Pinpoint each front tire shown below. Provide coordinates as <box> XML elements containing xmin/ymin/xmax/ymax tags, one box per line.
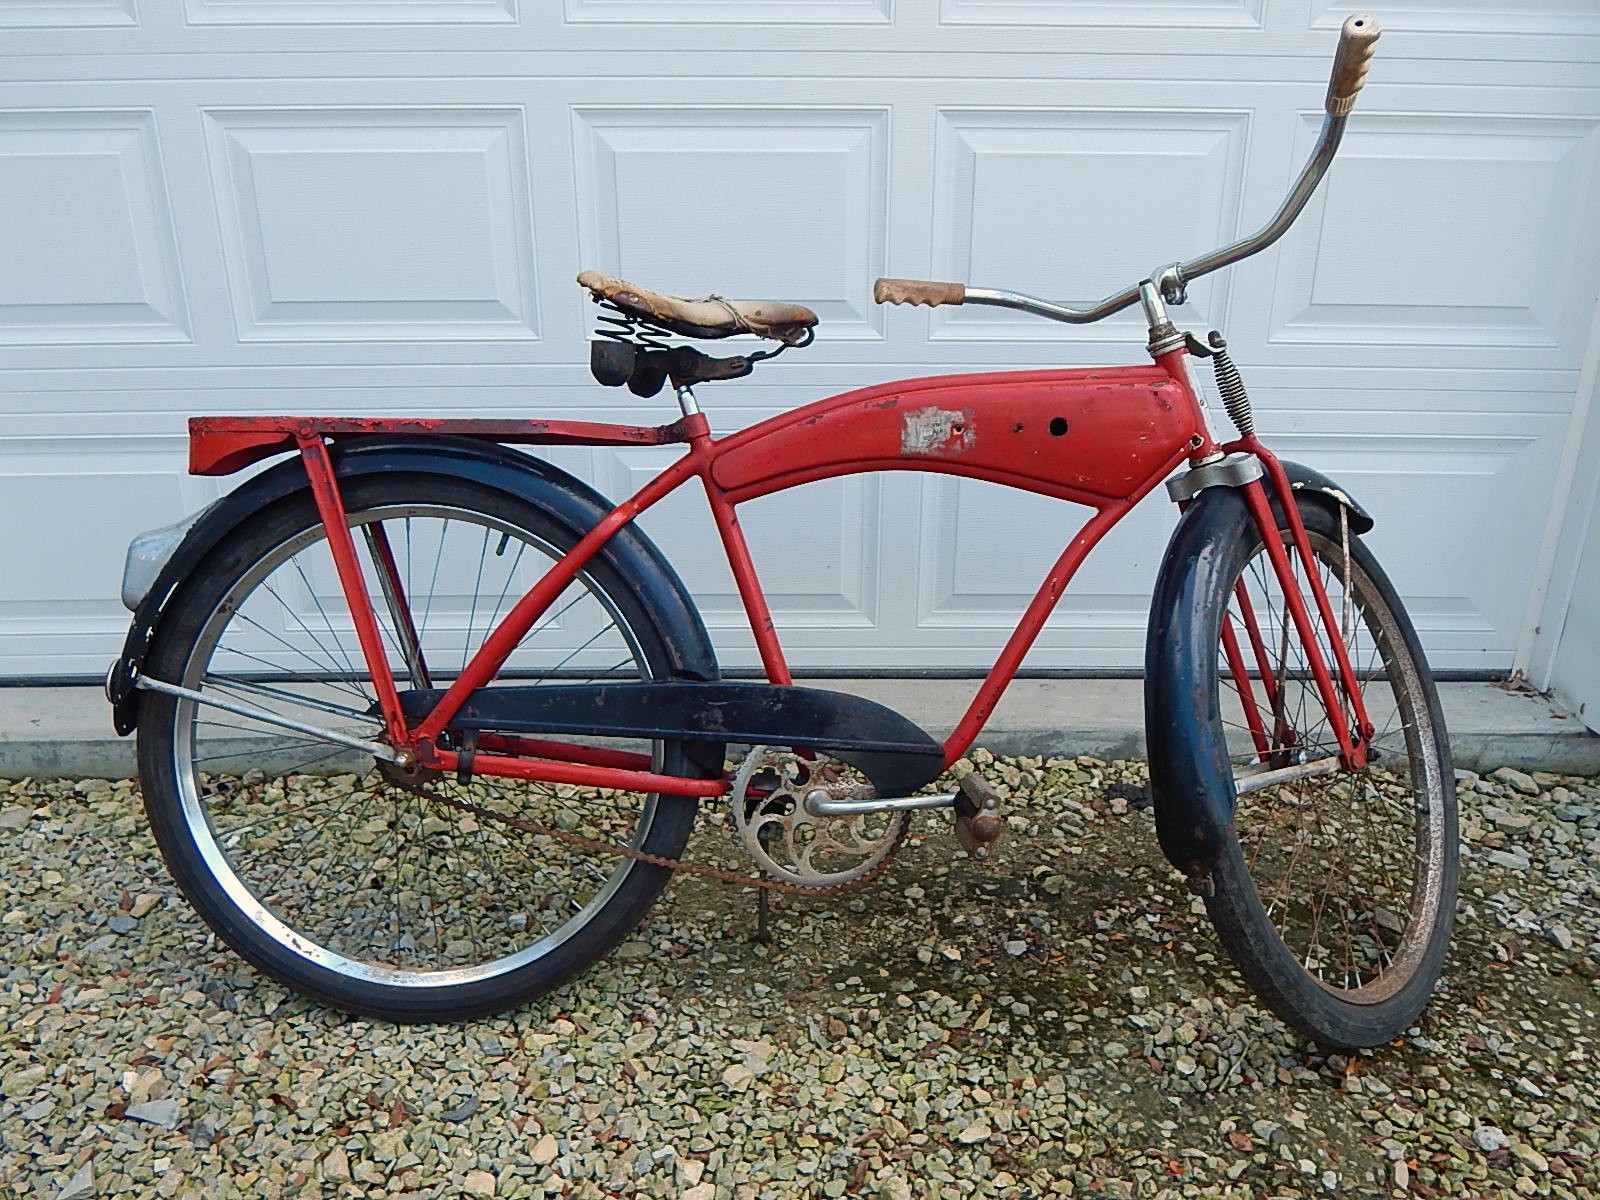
<box><xmin>1154</xmin><ymin>488</ymin><xmax>1457</xmax><ymax>1048</ymax></box>
<box><xmin>138</xmin><ymin>474</ymin><xmax>705</xmax><ymax>1022</ymax></box>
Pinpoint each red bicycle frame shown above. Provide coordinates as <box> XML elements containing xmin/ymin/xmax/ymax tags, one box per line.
<box><xmin>189</xmin><ymin>342</ymin><xmax>1371</xmax><ymax>798</ymax></box>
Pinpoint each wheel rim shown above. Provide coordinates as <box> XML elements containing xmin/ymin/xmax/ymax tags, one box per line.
<box><xmin>1219</xmin><ymin>528</ymin><xmax>1449</xmax><ymax>1004</ymax></box>
<box><xmin>168</xmin><ymin>500</ymin><xmax>667</xmax><ymax>990</ymax></box>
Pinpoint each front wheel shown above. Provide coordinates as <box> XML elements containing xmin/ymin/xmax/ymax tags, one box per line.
<box><xmin>1153</xmin><ymin>487</ymin><xmax>1458</xmax><ymax>1048</ymax></box>
<box><xmin>137</xmin><ymin>474</ymin><xmax>706</xmax><ymax>1022</ymax></box>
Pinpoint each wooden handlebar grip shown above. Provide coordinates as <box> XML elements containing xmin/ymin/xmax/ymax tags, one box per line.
<box><xmin>1326</xmin><ymin>14</ymin><xmax>1381</xmax><ymax>116</ymax></box>
<box><xmin>873</xmin><ymin>278</ymin><xmax>966</xmax><ymax>307</ymax></box>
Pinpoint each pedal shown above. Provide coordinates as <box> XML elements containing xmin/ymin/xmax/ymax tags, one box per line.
<box><xmin>954</xmin><ymin>773</ymin><xmax>1004</xmax><ymax>861</ymax></box>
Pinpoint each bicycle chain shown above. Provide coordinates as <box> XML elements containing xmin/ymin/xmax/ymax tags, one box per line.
<box><xmin>384</xmin><ymin>771</ymin><xmax>900</xmax><ymax>897</ymax></box>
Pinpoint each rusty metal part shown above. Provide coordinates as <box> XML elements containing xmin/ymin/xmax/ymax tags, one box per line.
<box><xmin>385</xmin><ymin>765</ymin><xmax>900</xmax><ymax>898</ymax></box>
<box><xmin>954</xmin><ymin>773</ymin><xmax>1004</xmax><ymax>862</ymax></box>
<box><xmin>731</xmin><ymin>747</ymin><xmax>910</xmax><ymax>889</ymax></box>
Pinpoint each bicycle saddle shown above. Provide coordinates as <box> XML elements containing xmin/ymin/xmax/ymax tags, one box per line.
<box><xmin>576</xmin><ymin>270</ymin><xmax>819</xmax><ymax>346</ymax></box>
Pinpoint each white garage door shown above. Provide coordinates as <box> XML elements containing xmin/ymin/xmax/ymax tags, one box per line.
<box><xmin>3</xmin><ymin>2</ymin><xmax>1597</xmax><ymax>677</ymax></box>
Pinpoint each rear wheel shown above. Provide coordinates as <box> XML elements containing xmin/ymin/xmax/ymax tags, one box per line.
<box><xmin>1175</xmin><ymin>492</ymin><xmax>1457</xmax><ymax>1048</ymax></box>
<box><xmin>137</xmin><ymin>474</ymin><xmax>702</xmax><ymax>1021</ymax></box>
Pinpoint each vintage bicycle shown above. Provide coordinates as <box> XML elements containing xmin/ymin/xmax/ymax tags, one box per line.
<box><xmin>106</xmin><ymin>15</ymin><xmax>1457</xmax><ymax>1049</ymax></box>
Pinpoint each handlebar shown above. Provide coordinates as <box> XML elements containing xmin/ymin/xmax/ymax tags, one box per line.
<box><xmin>875</xmin><ymin>13</ymin><xmax>1381</xmax><ymax>325</ymax></box>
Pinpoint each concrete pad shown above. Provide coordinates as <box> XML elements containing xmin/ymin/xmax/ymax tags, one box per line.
<box><xmin>1</xmin><ymin>678</ymin><xmax>1595</xmax><ymax>781</ymax></box>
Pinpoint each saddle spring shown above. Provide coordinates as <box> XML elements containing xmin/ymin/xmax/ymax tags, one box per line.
<box><xmin>587</xmin><ymin>297</ymin><xmax>810</xmax><ymax>398</ymax></box>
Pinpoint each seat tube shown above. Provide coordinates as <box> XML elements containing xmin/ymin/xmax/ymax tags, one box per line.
<box><xmin>700</xmin><ymin>474</ymin><xmax>793</xmax><ymax>687</ymax></box>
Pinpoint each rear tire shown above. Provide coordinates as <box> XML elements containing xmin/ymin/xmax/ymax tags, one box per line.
<box><xmin>137</xmin><ymin>474</ymin><xmax>706</xmax><ymax>1022</ymax></box>
<box><xmin>1160</xmin><ymin>489</ymin><xmax>1457</xmax><ymax>1048</ymax></box>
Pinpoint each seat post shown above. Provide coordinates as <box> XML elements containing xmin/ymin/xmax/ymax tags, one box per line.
<box><xmin>675</xmin><ymin>384</ymin><xmax>701</xmax><ymax>417</ymax></box>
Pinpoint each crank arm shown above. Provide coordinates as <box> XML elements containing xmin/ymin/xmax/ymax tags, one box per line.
<box><xmin>136</xmin><ymin>676</ymin><xmax>401</xmax><ymax>764</ymax></box>
<box><xmin>802</xmin><ymin>791</ymin><xmax>955</xmax><ymax>816</ymax></box>
<box><xmin>1232</xmin><ymin>753</ymin><xmax>1342</xmax><ymax>795</ymax></box>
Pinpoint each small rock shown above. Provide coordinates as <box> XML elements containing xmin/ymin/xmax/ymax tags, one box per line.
<box><xmin>615</xmin><ymin>942</ymin><xmax>651</xmax><ymax>959</ymax></box>
<box><xmin>1491</xmin><ymin>767</ymin><xmax>1540</xmax><ymax>796</ymax></box>
<box><xmin>1102</xmin><ymin>1041</ymin><xmax>1129</xmax><ymax>1059</ymax></box>
<box><xmin>440</xmin><ymin>1096</ymin><xmax>480</xmax><ymax>1123</ymax></box>
<box><xmin>322</xmin><ymin>1146</ymin><xmax>350</xmax><ymax>1181</ymax></box>
<box><xmin>957</xmin><ymin>1119</ymin><xmax>992</xmax><ymax>1144</ymax></box>
<box><xmin>1548</xmin><ymin>925</ymin><xmax>1575</xmax><ymax>952</ymax></box>
<box><xmin>878</xmin><ymin>1175</ymin><xmax>912</xmax><ymax>1200</ymax></box>
<box><xmin>682</xmin><ymin>1186</ymin><xmax>715</xmax><ymax>1200</ymax></box>
<box><xmin>721</xmin><ymin>1064</ymin><xmax>755</xmax><ymax>1091</ymax></box>
<box><xmin>530</xmin><ymin>1134</ymin><xmax>558</xmax><ymax>1164</ymax></box>
<box><xmin>107</xmin><ymin>914</ymin><xmax>138</xmax><ymax>934</ymax></box>
<box><xmin>1475</xmin><ymin>1126</ymin><xmax>1511</xmax><ymax>1153</ymax></box>
<box><xmin>463</xmin><ymin>1170</ymin><xmax>497</xmax><ymax>1196</ymax></box>
<box><xmin>1485</xmin><ymin>850</ymin><xmax>1531</xmax><ymax>871</ymax></box>
<box><xmin>1003</xmin><ymin>940</ymin><xmax>1027</xmax><ymax>957</ymax></box>
<box><xmin>1511</xmin><ymin>1144</ymin><xmax>1550</xmax><ymax>1173</ymax></box>
<box><xmin>124</xmin><ymin>1099</ymin><xmax>182</xmax><ymax>1129</ymax></box>
<box><xmin>129</xmin><ymin>894</ymin><xmax>160</xmax><ymax>919</ymax></box>
<box><xmin>55</xmin><ymin>1162</ymin><xmax>94</xmax><ymax>1200</ymax></box>
<box><xmin>0</xmin><ymin>806</ymin><xmax>33</xmax><ymax>831</ymax></box>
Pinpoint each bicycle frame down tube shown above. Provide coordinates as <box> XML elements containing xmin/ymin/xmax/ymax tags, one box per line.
<box><xmin>938</xmin><ymin>501</ymin><xmax>1131</xmax><ymax>769</ymax></box>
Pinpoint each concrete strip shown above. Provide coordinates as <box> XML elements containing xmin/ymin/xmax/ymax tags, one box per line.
<box><xmin>0</xmin><ymin>679</ymin><xmax>1594</xmax><ymax>781</ymax></box>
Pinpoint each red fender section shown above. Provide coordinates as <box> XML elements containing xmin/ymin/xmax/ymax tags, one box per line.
<box><xmin>710</xmin><ymin>367</ymin><xmax>1200</xmax><ymax>506</ymax></box>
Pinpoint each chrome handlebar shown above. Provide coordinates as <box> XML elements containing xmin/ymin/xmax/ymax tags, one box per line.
<box><xmin>878</xmin><ymin>15</ymin><xmax>1379</xmax><ymax>328</ymax></box>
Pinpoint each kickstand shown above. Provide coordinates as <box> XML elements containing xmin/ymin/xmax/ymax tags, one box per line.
<box><xmin>753</xmin><ymin>888</ymin><xmax>773</xmax><ymax>944</ymax></box>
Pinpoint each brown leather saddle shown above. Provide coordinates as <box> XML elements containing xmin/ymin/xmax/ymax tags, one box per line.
<box><xmin>577</xmin><ymin>271</ymin><xmax>820</xmax><ymax>398</ymax></box>
<box><xmin>578</xmin><ymin>270</ymin><xmax>818</xmax><ymax>346</ymax></box>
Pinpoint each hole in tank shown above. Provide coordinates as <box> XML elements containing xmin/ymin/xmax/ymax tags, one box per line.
<box><xmin>1049</xmin><ymin>417</ymin><xmax>1069</xmax><ymax>436</ymax></box>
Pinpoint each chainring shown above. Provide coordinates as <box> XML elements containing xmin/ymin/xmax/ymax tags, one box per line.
<box><xmin>730</xmin><ymin>746</ymin><xmax>909</xmax><ymax>888</ymax></box>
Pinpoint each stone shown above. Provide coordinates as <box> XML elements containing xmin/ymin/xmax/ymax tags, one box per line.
<box><xmin>124</xmin><ymin>1099</ymin><xmax>182</xmax><ymax>1130</ymax></box>
<box><xmin>463</xmin><ymin>1170</ymin><xmax>497</xmax><ymax>1196</ymax></box>
<box><xmin>956</xmin><ymin>1119</ymin><xmax>992</xmax><ymax>1144</ymax></box>
<box><xmin>1491</xmin><ymin>767</ymin><xmax>1540</xmax><ymax>796</ymax></box>
<box><xmin>0</xmin><ymin>807</ymin><xmax>33</xmax><ymax>831</ymax></box>
<box><xmin>322</xmin><ymin>1146</ymin><xmax>350</xmax><ymax>1182</ymax></box>
<box><xmin>1511</xmin><ymin>1144</ymin><xmax>1549</xmax><ymax>1173</ymax></box>
<box><xmin>1485</xmin><ymin>850</ymin><xmax>1530</xmax><ymax>871</ymax></box>
<box><xmin>1474</xmin><ymin>1126</ymin><xmax>1511</xmax><ymax>1153</ymax></box>
<box><xmin>530</xmin><ymin>1134</ymin><xmax>558</xmax><ymax>1164</ymax></box>
<box><xmin>55</xmin><ymin>1163</ymin><xmax>95</xmax><ymax>1200</ymax></box>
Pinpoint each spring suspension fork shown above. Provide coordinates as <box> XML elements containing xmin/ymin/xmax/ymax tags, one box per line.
<box><xmin>1201</xmin><ymin>332</ymin><xmax>1373</xmax><ymax>767</ymax></box>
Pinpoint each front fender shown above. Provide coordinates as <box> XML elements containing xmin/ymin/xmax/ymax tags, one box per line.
<box><xmin>108</xmin><ymin>435</ymin><xmax>717</xmax><ymax>734</ymax></box>
<box><xmin>1144</xmin><ymin>485</ymin><xmax>1248</xmax><ymax>881</ymax></box>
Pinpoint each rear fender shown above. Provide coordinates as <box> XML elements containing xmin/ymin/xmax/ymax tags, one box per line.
<box><xmin>107</xmin><ymin>435</ymin><xmax>717</xmax><ymax>734</ymax></box>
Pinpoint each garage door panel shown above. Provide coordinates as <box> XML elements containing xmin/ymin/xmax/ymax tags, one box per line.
<box><xmin>573</xmin><ymin>107</ymin><xmax>889</xmax><ymax>341</ymax></box>
<box><xmin>0</xmin><ymin>435</ymin><xmax>205</xmax><ymax>674</ymax></box>
<box><xmin>941</xmin><ymin>0</ymin><xmax>1263</xmax><ymax>29</ymax></box>
<box><xmin>0</xmin><ymin>0</ymin><xmax>136</xmax><ymax>28</ymax></box>
<box><xmin>1309</xmin><ymin>0</ymin><xmax>1600</xmax><ymax>39</ymax></box>
<box><xmin>0</xmin><ymin>109</ymin><xmax>188</xmax><ymax>346</ymax></box>
<box><xmin>203</xmin><ymin>107</ymin><xmax>539</xmax><ymax>343</ymax></box>
<box><xmin>183</xmin><ymin>0</ymin><xmax>516</xmax><ymax>24</ymax></box>
<box><xmin>565</xmin><ymin>0</ymin><xmax>891</xmax><ymax>23</ymax></box>
<box><xmin>1263</xmin><ymin>113</ymin><xmax>1600</xmax><ymax>368</ymax></box>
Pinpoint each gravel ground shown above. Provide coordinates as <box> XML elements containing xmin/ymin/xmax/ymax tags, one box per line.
<box><xmin>2</xmin><ymin>754</ymin><xmax>1598</xmax><ymax>1200</ymax></box>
